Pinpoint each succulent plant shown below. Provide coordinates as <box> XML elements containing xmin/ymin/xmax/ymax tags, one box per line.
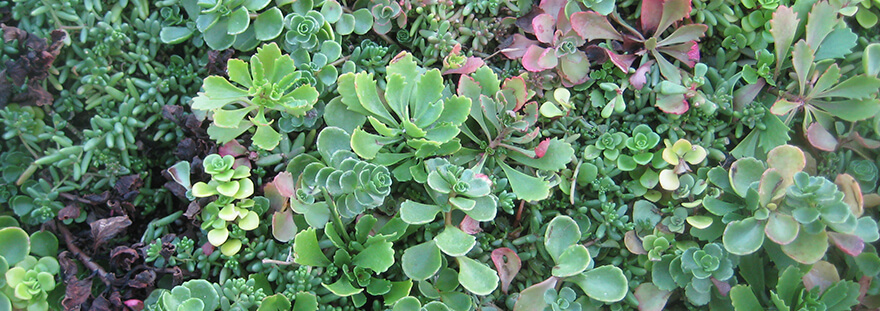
<box><xmin>165</xmin><ymin>0</ymin><xmax>284</xmax><ymax>50</ymax></box>
<box><xmin>191</xmin><ymin>42</ymin><xmax>320</xmax><ymax>150</ymax></box>
<box><xmin>845</xmin><ymin>159</ymin><xmax>878</xmax><ymax>193</ymax></box>
<box><xmin>457</xmin><ymin>66</ymin><xmax>575</xmax><ymax>201</ymax></box>
<box><xmin>543</xmin><ymin>287</ymin><xmax>582</xmax><ymax>311</ymax></box>
<box><xmin>501</xmin><ymin>0</ymin><xmax>595</xmax><ymax>86</ymax></box>
<box><xmin>155</xmin><ymin>279</ymin><xmax>221</xmax><ymax>311</ymax></box>
<box><xmin>658</xmin><ymin>139</ymin><xmax>707</xmax><ymax>190</ymax></box>
<box><xmin>370</xmin><ymin>0</ymin><xmax>404</xmax><ymax>34</ymax></box>
<box><xmin>584</xmin><ymin>132</ymin><xmax>628</xmax><ymax>162</ymax></box>
<box><xmin>0</xmin><ymin>227</ymin><xmax>60</xmax><ymax>311</ymax></box>
<box><xmin>324</xmin><ymin>52</ymin><xmax>471</xmax><ymax>182</ymax></box>
<box><xmin>282</xmin><ymin>10</ymin><xmax>329</xmax><ymax>51</ymax></box>
<box><xmin>661</xmin><ymin>243</ymin><xmax>735</xmax><ymax>306</ymax></box>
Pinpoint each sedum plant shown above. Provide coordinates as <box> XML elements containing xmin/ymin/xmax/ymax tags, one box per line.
<box><xmin>177</xmin><ymin>154</ymin><xmax>266</xmax><ymax>256</ymax></box>
<box><xmin>324</xmin><ymin>52</ymin><xmax>471</xmax><ymax>182</ymax></box>
<box><xmin>652</xmin><ymin>243</ymin><xmax>736</xmax><ymax>306</ymax></box>
<box><xmin>704</xmin><ymin>145</ymin><xmax>880</xmax><ymax>264</ymax></box>
<box><xmin>659</xmin><ymin>139</ymin><xmax>707</xmax><ymax>190</ymax></box>
<box><xmin>398</xmin><ymin>158</ymin><xmax>501</xmax><ymax>297</ymax></box>
<box><xmin>192</xmin><ymin>42</ymin><xmax>319</xmax><ymax>150</ymax></box>
<box><xmin>170</xmin><ymin>0</ymin><xmax>284</xmax><ymax>50</ymax></box>
<box><xmin>153</xmin><ymin>279</ymin><xmax>221</xmax><ymax>311</ymax></box>
<box><xmin>457</xmin><ymin>66</ymin><xmax>575</xmax><ymax>201</ymax></box>
<box><xmin>265</xmin><ymin>127</ymin><xmax>392</xmax><ymax>241</ymax></box>
<box><xmin>0</xmin><ymin>226</ymin><xmax>60</xmax><ymax>311</ymax></box>
<box><xmin>512</xmin><ymin>216</ymin><xmax>629</xmax><ymax>310</ymax></box>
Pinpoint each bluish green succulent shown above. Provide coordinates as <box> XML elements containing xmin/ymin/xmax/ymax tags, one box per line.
<box><xmin>653</xmin><ymin>243</ymin><xmax>735</xmax><ymax>306</ymax></box>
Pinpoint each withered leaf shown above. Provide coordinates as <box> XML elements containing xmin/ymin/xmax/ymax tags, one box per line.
<box><xmin>127</xmin><ymin>270</ymin><xmax>156</xmax><ymax>289</ymax></box>
<box><xmin>90</xmin><ymin>216</ymin><xmax>132</xmax><ymax>249</ymax></box>
<box><xmin>58</xmin><ymin>204</ymin><xmax>82</xmax><ymax>221</ymax></box>
<box><xmin>110</xmin><ymin>246</ymin><xmax>139</xmax><ymax>271</ymax></box>
<box><xmin>62</xmin><ymin>277</ymin><xmax>93</xmax><ymax>311</ymax></box>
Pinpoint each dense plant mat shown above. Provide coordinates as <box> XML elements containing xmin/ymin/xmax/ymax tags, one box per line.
<box><xmin>1</xmin><ymin>0</ymin><xmax>879</xmax><ymax>310</ymax></box>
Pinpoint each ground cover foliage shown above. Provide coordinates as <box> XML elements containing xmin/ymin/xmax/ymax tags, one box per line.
<box><xmin>0</xmin><ymin>0</ymin><xmax>879</xmax><ymax>309</ymax></box>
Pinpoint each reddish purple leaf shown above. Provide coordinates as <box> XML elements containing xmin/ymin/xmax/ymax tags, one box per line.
<box><xmin>571</xmin><ymin>11</ymin><xmax>624</xmax><ymax>41</ymax></box>
<box><xmin>272</xmin><ymin>210</ymin><xmax>297</xmax><ymax>242</ymax></box>
<box><xmin>491</xmin><ymin>248</ymin><xmax>522</xmax><ymax>294</ymax></box>
<box><xmin>459</xmin><ymin>215</ymin><xmax>482</xmax><ymax>234</ymax></box>
<box><xmin>803</xmin><ymin>261</ymin><xmax>840</xmax><ymax>294</ymax></box>
<box><xmin>806</xmin><ymin>123</ymin><xmax>838</xmax><ymax>151</ymax></box>
<box><xmin>538</xmin><ymin>0</ymin><xmax>567</xmax><ymax>19</ymax></box>
<box><xmin>501</xmin><ymin>34</ymin><xmax>539</xmax><ymax>59</ymax></box>
<box><xmin>630</xmin><ymin>60</ymin><xmax>655</xmax><ymax>90</ymax></box>
<box><xmin>532</xmin><ymin>14</ymin><xmax>556</xmax><ymax>44</ymax></box>
<box><xmin>443</xmin><ymin>57</ymin><xmax>485</xmax><ymax>75</ymax></box>
<box><xmin>634</xmin><ymin>283</ymin><xmax>672</xmax><ymax>311</ymax></box>
<box><xmin>657</xmin><ymin>42</ymin><xmax>699</xmax><ymax>67</ymax></box>
<box><xmin>219</xmin><ymin>140</ymin><xmax>248</xmax><ymax>157</ymax></box>
<box><xmin>656</xmin><ymin>93</ymin><xmax>689</xmax><ymax>114</ymax></box>
<box><xmin>640</xmin><ymin>0</ymin><xmax>664</xmax><ymax>34</ymax></box>
<box><xmin>522</xmin><ymin>45</ymin><xmax>558</xmax><ymax>72</ymax></box>
<box><xmin>711</xmin><ymin>278</ymin><xmax>731</xmax><ymax>296</ymax></box>
<box><xmin>272</xmin><ymin>172</ymin><xmax>296</xmax><ymax>198</ymax></box>
<box><xmin>828</xmin><ymin>232</ymin><xmax>864</xmax><ymax>256</ymax></box>
<box><xmin>605</xmin><ymin>48</ymin><xmax>637</xmax><ymax>73</ymax></box>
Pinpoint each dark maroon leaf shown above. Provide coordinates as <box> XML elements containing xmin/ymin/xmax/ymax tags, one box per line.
<box><xmin>206</xmin><ymin>49</ymin><xmax>234</xmax><ymax>76</ymax></box>
<box><xmin>114</xmin><ymin>175</ymin><xmax>143</xmax><ymax>198</ymax></box>
<box><xmin>184</xmin><ymin>201</ymin><xmax>201</xmax><ymax>219</ymax></box>
<box><xmin>58</xmin><ymin>251</ymin><xmax>79</xmax><ymax>277</ymax></box>
<box><xmin>110</xmin><ymin>246</ymin><xmax>140</xmax><ymax>271</ymax></box>
<box><xmin>58</xmin><ymin>204</ymin><xmax>82</xmax><ymax>221</ymax></box>
<box><xmin>90</xmin><ymin>216</ymin><xmax>132</xmax><ymax>249</ymax></box>
<box><xmin>90</xmin><ymin>295</ymin><xmax>112</xmax><ymax>311</ymax></box>
<box><xmin>62</xmin><ymin>277</ymin><xmax>93</xmax><ymax>311</ymax></box>
<box><xmin>127</xmin><ymin>270</ymin><xmax>156</xmax><ymax>289</ymax></box>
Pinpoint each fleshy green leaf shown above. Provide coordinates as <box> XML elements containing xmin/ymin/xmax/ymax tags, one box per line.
<box><xmin>456</xmin><ymin>256</ymin><xmax>499</xmax><ymax>296</ymax></box>
<box><xmin>323</xmin><ymin>279</ymin><xmax>363</xmax><ymax>297</ymax></box>
<box><xmin>293</xmin><ymin>228</ymin><xmax>331</xmax><ymax>267</ymax></box>
<box><xmin>723</xmin><ymin>218</ymin><xmax>765</xmax><ymax>255</ymax></box>
<box><xmin>402</xmin><ymin>241</ymin><xmax>442</xmax><ymax>281</ymax></box>
<box><xmin>499</xmin><ymin>161</ymin><xmax>550</xmax><ymax>201</ymax></box>
<box><xmin>400</xmin><ymin>201</ymin><xmax>441</xmax><ymax>225</ymax></box>
<box><xmin>567</xmin><ymin>265</ymin><xmax>629</xmax><ymax>302</ymax></box>
<box><xmin>552</xmin><ymin>245</ymin><xmax>591</xmax><ymax>277</ymax></box>
<box><xmin>254</xmin><ymin>7</ymin><xmax>284</xmax><ymax>40</ymax></box>
<box><xmin>513</xmin><ymin>277</ymin><xmax>556</xmax><ymax>311</ymax></box>
<box><xmin>780</xmin><ymin>229</ymin><xmax>828</xmax><ymax>264</ymax></box>
<box><xmin>0</xmin><ymin>227</ymin><xmax>30</xmax><ymax>265</ymax></box>
<box><xmin>434</xmin><ymin>226</ymin><xmax>476</xmax><ymax>257</ymax></box>
<box><xmin>544</xmin><ymin>215</ymin><xmax>581</xmax><ymax>263</ymax></box>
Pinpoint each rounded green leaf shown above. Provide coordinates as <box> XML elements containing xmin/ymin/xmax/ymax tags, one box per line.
<box><xmin>238</xmin><ymin>211</ymin><xmax>259</xmax><ymax>231</ymax></box>
<box><xmin>552</xmin><ymin>245</ymin><xmax>591</xmax><ymax>277</ymax></box>
<box><xmin>781</xmin><ymin>230</ymin><xmax>828</xmax><ymax>264</ymax></box>
<box><xmin>258</xmin><ymin>294</ymin><xmax>291</xmax><ymax>311</ymax></box>
<box><xmin>0</xmin><ymin>292</ymin><xmax>11</xmax><ymax>311</ymax></box>
<box><xmin>568</xmin><ymin>265</ymin><xmax>629</xmax><ymax>302</ymax></box>
<box><xmin>29</xmin><ymin>231</ymin><xmax>58</xmax><ymax>258</ymax></box>
<box><xmin>323</xmin><ymin>279</ymin><xmax>363</xmax><ymax>297</ymax></box>
<box><xmin>765</xmin><ymin>213</ymin><xmax>799</xmax><ymax>245</ymax></box>
<box><xmin>400</xmin><ymin>201</ymin><xmax>441</xmax><ymax>225</ymax></box>
<box><xmin>723</xmin><ymin>218</ymin><xmax>765</xmax><ymax>255</ymax></box>
<box><xmin>456</xmin><ymin>256</ymin><xmax>499</xmax><ymax>296</ymax></box>
<box><xmin>544</xmin><ymin>216</ymin><xmax>581</xmax><ymax>263</ymax></box>
<box><xmin>227</xmin><ymin>7</ymin><xmax>251</xmax><ymax>35</ymax></box>
<box><xmin>434</xmin><ymin>226</ymin><xmax>476</xmax><ymax>257</ymax></box>
<box><xmin>351</xmin><ymin>9</ymin><xmax>374</xmax><ymax>35</ymax></box>
<box><xmin>293</xmin><ymin>228</ymin><xmax>331</xmax><ymax>267</ymax></box>
<box><xmin>729</xmin><ymin>158</ymin><xmax>766</xmax><ymax>197</ymax></box>
<box><xmin>336</xmin><ymin>14</ymin><xmax>355</xmax><ymax>35</ymax></box>
<box><xmin>183</xmin><ymin>279</ymin><xmax>220</xmax><ymax>311</ymax></box>
<box><xmin>160</xmin><ymin>27</ymin><xmax>194</xmax><ymax>44</ymax></box>
<box><xmin>393</xmin><ymin>297</ymin><xmax>421</xmax><ymax>311</ymax></box>
<box><xmin>11</xmin><ymin>196</ymin><xmax>34</xmax><ymax>217</ymax></box>
<box><xmin>402</xmin><ymin>241</ymin><xmax>442</xmax><ymax>281</ymax></box>
<box><xmin>220</xmin><ymin>238</ymin><xmax>242</xmax><ymax>256</ymax></box>
<box><xmin>254</xmin><ymin>7</ymin><xmax>284</xmax><ymax>40</ymax></box>
<box><xmin>0</xmin><ymin>227</ymin><xmax>30</xmax><ymax>265</ymax></box>
<box><xmin>513</xmin><ymin>277</ymin><xmax>556</xmax><ymax>311</ymax></box>
<box><xmin>208</xmin><ymin>227</ymin><xmax>229</xmax><ymax>246</ymax></box>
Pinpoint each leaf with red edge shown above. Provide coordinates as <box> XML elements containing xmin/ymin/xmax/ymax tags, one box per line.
<box><xmin>538</xmin><ymin>0</ymin><xmax>567</xmax><ymax>18</ymax></box>
<box><xmin>571</xmin><ymin>12</ymin><xmax>624</xmax><ymax>41</ymax></box>
<box><xmin>532</xmin><ymin>14</ymin><xmax>556</xmax><ymax>44</ymax></box>
<box><xmin>657</xmin><ymin>41</ymin><xmax>700</xmax><ymax>67</ymax></box>
<box><xmin>828</xmin><ymin>232</ymin><xmax>865</xmax><ymax>256</ymax></box>
<box><xmin>836</xmin><ymin>173</ymin><xmax>864</xmax><ymax>217</ymax></box>
<box><xmin>630</xmin><ymin>60</ymin><xmax>655</xmax><ymax>90</ymax></box>
<box><xmin>272</xmin><ymin>210</ymin><xmax>297</xmax><ymax>242</ymax></box>
<box><xmin>501</xmin><ymin>34</ymin><xmax>539</xmax><ymax>59</ymax></box>
<box><xmin>522</xmin><ymin>46</ymin><xmax>558</xmax><ymax>72</ymax></box>
<box><xmin>559</xmin><ymin>52</ymin><xmax>591</xmax><ymax>86</ymax></box>
<box><xmin>654</xmin><ymin>0</ymin><xmax>694</xmax><ymax>36</ymax></box>
<box><xmin>443</xmin><ymin>57</ymin><xmax>485</xmax><ymax>75</ymax></box>
<box><xmin>711</xmin><ymin>278</ymin><xmax>732</xmax><ymax>297</ymax></box>
<box><xmin>657</xmin><ymin>25</ymin><xmax>708</xmax><ymax>47</ymax></box>
<box><xmin>803</xmin><ymin>261</ymin><xmax>840</xmax><ymax>294</ymax></box>
<box><xmin>272</xmin><ymin>171</ymin><xmax>296</xmax><ymax>198</ymax></box>
<box><xmin>640</xmin><ymin>0</ymin><xmax>664</xmax><ymax>34</ymax></box>
<box><xmin>656</xmin><ymin>93</ymin><xmax>689</xmax><ymax>114</ymax></box>
<box><xmin>603</xmin><ymin>48</ymin><xmax>637</xmax><ymax>73</ymax></box>
<box><xmin>634</xmin><ymin>283</ymin><xmax>672</xmax><ymax>311</ymax></box>
<box><xmin>459</xmin><ymin>215</ymin><xmax>482</xmax><ymax>234</ymax></box>
<box><xmin>806</xmin><ymin>123</ymin><xmax>838</xmax><ymax>151</ymax></box>
<box><xmin>491</xmin><ymin>248</ymin><xmax>522</xmax><ymax>294</ymax></box>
